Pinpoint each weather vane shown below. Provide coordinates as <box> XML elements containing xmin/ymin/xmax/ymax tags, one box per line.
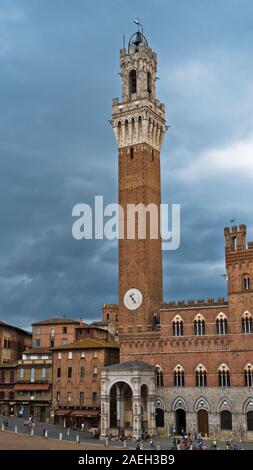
<box><xmin>134</xmin><ymin>17</ymin><xmax>143</xmax><ymax>34</ymax></box>
<box><xmin>230</xmin><ymin>218</ymin><xmax>236</xmax><ymax>225</ymax></box>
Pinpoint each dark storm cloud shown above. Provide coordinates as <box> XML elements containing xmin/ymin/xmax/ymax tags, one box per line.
<box><xmin>0</xmin><ymin>0</ymin><xmax>253</xmax><ymax>329</ymax></box>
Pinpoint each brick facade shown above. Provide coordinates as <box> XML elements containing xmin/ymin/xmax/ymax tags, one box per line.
<box><xmin>0</xmin><ymin>322</ymin><xmax>31</xmax><ymax>364</ymax></box>
<box><xmin>52</xmin><ymin>339</ymin><xmax>119</xmax><ymax>429</ymax></box>
<box><xmin>32</xmin><ymin>317</ymin><xmax>79</xmax><ymax>349</ymax></box>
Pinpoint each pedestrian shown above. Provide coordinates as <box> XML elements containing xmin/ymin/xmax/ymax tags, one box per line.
<box><xmin>212</xmin><ymin>438</ymin><xmax>217</xmax><ymax>449</ymax></box>
<box><xmin>150</xmin><ymin>438</ymin><xmax>155</xmax><ymax>449</ymax></box>
<box><xmin>136</xmin><ymin>441</ymin><xmax>140</xmax><ymax>451</ymax></box>
<box><xmin>170</xmin><ymin>438</ymin><xmax>177</xmax><ymax>450</ymax></box>
<box><xmin>176</xmin><ymin>439</ymin><xmax>181</xmax><ymax>450</ymax></box>
<box><xmin>226</xmin><ymin>441</ymin><xmax>230</xmax><ymax>450</ymax></box>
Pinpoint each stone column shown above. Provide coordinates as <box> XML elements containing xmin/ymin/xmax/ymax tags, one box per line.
<box><xmin>132</xmin><ymin>396</ymin><xmax>142</xmax><ymax>438</ymax></box>
<box><xmin>116</xmin><ymin>387</ymin><xmax>124</xmax><ymax>432</ymax></box>
<box><xmin>100</xmin><ymin>398</ymin><xmax>110</xmax><ymax>439</ymax></box>
<box><xmin>147</xmin><ymin>396</ymin><xmax>156</xmax><ymax>436</ymax></box>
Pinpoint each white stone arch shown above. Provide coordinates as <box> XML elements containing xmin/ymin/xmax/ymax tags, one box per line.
<box><xmin>216</xmin><ymin>312</ymin><xmax>228</xmax><ymax>321</ymax></box>
<box><xmin>174</xmin><ymin>364</ymin><xmax>184</xmax><ymax>373</ymax></box>
<box><xmin>242</xmin><ymin>397</ymin><xmax>253</xmax><ymax>413</ymax></box>
<box><xmin>242</xmin><ymin>310</ymin><xmax>252</xmax><ymax>318</ymax></box>
<box><xmin>193</xmin><ymin>313</ymin><xmax>205</xmax><ymax>322</ymax></box>
<box><xmin>217</xmin><ymin>362</ymin><xmax>230</xmax><ymax>372</ymax></box>
<box><xmin>172</xmin><ymin>314</ymin><xmax>183</xmax><ymax>323</ymax></box>
<box><xmin>217</xmin><ymin>397</ymin><xmax>232</xmax><ymax>412</ymax></box>
<box><xmin>108</xmin><ymin>378</ymin><xmax>133</xmax><ymax>395</ymax></box>
<box><xmin>195</xmin><ymin>363</ymin><xmax>207</xmax><ymax>372</ymax></box>
<box><xmin>194</xmin><ymin>397</ymin><xmax>211</xmax><ymax>412</ymax></box>
<box><xmin>243</xmin><ymin>362</ymin><xmax>253</xmax><ymax>371</ymax></box>
<box><xmin>172</xmin><ymin>396</ymin><xmax>188</xmax><ymax>412</ymax></box>
<box><xmin>155</xmin><ymin>396</ymin><xmax>167</xmax><ymax>411</ymax></box>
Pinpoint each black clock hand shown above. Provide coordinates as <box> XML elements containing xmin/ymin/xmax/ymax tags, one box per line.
<box><xmin>130</xmin><ymin>294</ymin><xmax>136</xmax><ymax>303</ymax></box>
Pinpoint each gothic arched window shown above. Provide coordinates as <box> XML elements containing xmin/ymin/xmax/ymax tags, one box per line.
<box><xmin>194</xmin><ymin>314</ymin><xmax>206</xmax><ymax>336</ymax></box>
<box><xmin>218</xmin><ymin>364</ymin><xmax>230</xmax><ymax>387</ymax></box>
<box><xmin>129</xmin><ymin>69</ymin><xmax>137</xmax><ymax>95</ymax></box>
<box><xmin>216</xmin><ymin>313</ymin><xmax>228</xmax><ymax>335</ymax></box>
<box><xmin>174</xmin><ymin>365</ymin><xmax>185</xmax><ymax>386</ymax></box>
<box><xmin>155</xmin><ymin>366</ymin><xmax>164</xmax><ymax>387</ymax></box>
<box><xmin>244</xmin><ymin>364</ymin><xmax>253</xmax><ymax>387</ymax></box>
<box><xmin>242</xmin><ymin>312</ymin><xmax>253</xmax><ymax>334</ymax></box>
<box><xmin>172</xmin><ymin>316</ymin><xmax>184</xmax><ymax>336</ymax></box>
<box><xmin>195</xmin><ymin>364</ymin><xmax>207</xmax><ymax>387</ymax></box>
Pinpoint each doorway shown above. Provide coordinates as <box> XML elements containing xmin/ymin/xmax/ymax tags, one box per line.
<box><xmin>156</xmin><ymin>408</ymin><xmax>164</xmax><ymax>427</ymax></box>
<box><xmin>197</xmin><ymin>409</ymin><xmax>209</xmax><ymax>436</ymax></box>
<box><xmin>175</xmin><ymin>409</ymin><xmax>186</xmax><ymax>434</ymax></box>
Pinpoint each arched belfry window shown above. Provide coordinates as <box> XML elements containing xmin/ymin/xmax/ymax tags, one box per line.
<box><xmin>244</xmin><ymin>363</ymin><xmax>253</xmax><ymax>387</ymax></box>
<box><xmin>129</xmin><ymin>69</ymin><xmax>137</xmax><ymax>95</ymax></box>
<box><xmin>147</xmin><ymin>71</ymin><xmax>152</xmax><ymax>94</ymax></box>
<box><xmin>243</xmin><ymin>275</ymin><xmax>250</xmax><ymax>290</ymax></box>
<box><xmin>242</xmin><ymin>312</ymin><xmax>253</xmax><ymax>334</ymax></box>
<box><xmin>218</xmin><ymin>364</ymin><xmax>230</xmax><ymax>387</ymax></box>
<box><xmin>216</xmin><ymin>313</ymin><xmax>228</xmax><ymax>335</ymax></box>
<box><xmin>174</xmin><ymin>364</ymin><xmax>185</xmax><ymax>386</ymax></box>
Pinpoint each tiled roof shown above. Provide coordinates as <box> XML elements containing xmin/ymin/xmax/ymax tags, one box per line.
<box><xmin>0</xmin><ymin>321</ymin><xmax>32</xmax><ymax>336</ymax></box>
<box><xmin>32</xmin><ymin>317</ymin><xmax>79</xmax><ymax>326</ymax></box>
<box><xmin>23</xmin><ymin>347</ymin><xmax>52</xmax><ymax>354</ymax></box>
<box><xmin>104</xmin><ymin>361</ymin><xmax>155</xmax><ymax>371</ymax></box>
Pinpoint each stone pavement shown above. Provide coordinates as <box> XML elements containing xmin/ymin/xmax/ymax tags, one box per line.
<box><xmin>1</xmin><ymin>416</ymin><xmax>253</xmax><ymax>450</ymax></box>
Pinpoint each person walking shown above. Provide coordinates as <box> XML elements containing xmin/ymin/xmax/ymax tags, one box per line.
<box><xmin>150</xmin><ymin>438</ymin><xmax>155</xmax><ymax>449</ymax></box>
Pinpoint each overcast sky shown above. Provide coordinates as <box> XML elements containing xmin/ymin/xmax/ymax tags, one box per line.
<box><xmin>1</xmin><ymin>0</ymin><xmax>253</xmax><ymax>330</ymax></box>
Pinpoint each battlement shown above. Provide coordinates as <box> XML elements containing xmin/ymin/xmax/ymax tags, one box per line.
<box><xmin>160</xmin><ymin>298</ymin><xmax>228</xmax><ymax>311</ymax></box>
<box><xmin>224</xmin><ymin>224</ymin><xmax>249</xmax><ymax>252</ymax></box>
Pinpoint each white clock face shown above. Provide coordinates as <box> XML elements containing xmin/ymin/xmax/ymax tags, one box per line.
<box><xmin>123</xmin><ymin>288</ymin><xmax>143</xmax><ymax>311</ymax></box>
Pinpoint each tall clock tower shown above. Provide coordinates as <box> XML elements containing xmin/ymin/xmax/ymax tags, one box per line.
<box><xmin>111</xmin><ymin>30</ymin><xmax>167</xmax><ymax>333</ymax></box>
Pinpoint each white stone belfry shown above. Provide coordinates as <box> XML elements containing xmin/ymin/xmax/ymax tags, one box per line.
<box><xmin>111</xmin><ymin>31</ymin><xmax>167</xmax><ymax>151</ymax></box>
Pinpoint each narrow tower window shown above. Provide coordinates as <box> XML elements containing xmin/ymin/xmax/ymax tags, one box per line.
<box><xmin>243</xmin><ymin>275</ymin><xmax>250</xmax><ymax>290</ymax></box>
<box><xmin>130</xmin><ymin>147</ymin><xmax>134</xmax><ymax>160</ymax></box>
<box><xmin>147</xmin><ymin>71</ymin><xmax>152</xmax><ymax>94</ymax></box>
<box><xmin>129</xmin><ymin>69</ymin><xmax>137</xmax><ymax>95</ymax></box>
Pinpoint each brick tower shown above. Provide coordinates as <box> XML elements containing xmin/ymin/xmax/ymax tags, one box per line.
<box><xmin>224</xmin><ymin>224</ymin><xmax>253</xmax><ymax>322</ymax></box>
<box><xmin>111</xmin><ymin>31</ymin><xmax>167</xmax><ymax>333</ymax></box>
